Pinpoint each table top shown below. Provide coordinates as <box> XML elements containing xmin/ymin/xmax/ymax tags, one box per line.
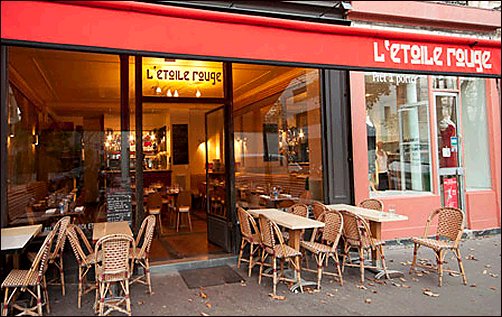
<box><xmin>326</xmin><ymin>204</ymin><xmax>408</xmax><ymax>223</ymax></box>
<box><xmin>1</xmin><ymin>224</ymin><xmax>43</xmax><ymax>251</ymax></box>
<box><xmin>247</xmin><ymin>208</ymin><xmax>325</xmax><ymax>230</ymax></box>
<box><xmin>93</xmin><ymin>221</ymin><xmax>133</xmax><ymax>242</ymax></box>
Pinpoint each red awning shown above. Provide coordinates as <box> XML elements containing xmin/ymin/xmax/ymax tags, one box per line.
<box><xmin>1</xmin><ymin>1</ymin><xmax>500</xmax><ymax>76</ymax></box>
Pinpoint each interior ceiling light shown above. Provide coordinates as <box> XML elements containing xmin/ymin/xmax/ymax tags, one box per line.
<box><xmin>174</xmin><ymin>90</ymin><xmax>179</xmax><ymax>97</ymax></box>
<box><xmin>167</xmin><ymin>89</ymin><xmax>173</xmax><ymax>97</ymax></box>
<box><xmin>155</xmin><ymin>86</ymin><xmax>162</xmax><ymax>94</ymax></box>
<box><xmin>196</xmin><ymin>89</ymin><xmax>201</xmax><ymax>98</ymax></box>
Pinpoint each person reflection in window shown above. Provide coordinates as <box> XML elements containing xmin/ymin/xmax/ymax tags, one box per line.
<box><xmin>375</xmin><ymin>141</ymin><xmax>389</xmax><ymax>191</ymax></box>
<box><xmin>439</xmin><ymin>97</ymin><xmax>458</xmax><ymax>168</ymax></box>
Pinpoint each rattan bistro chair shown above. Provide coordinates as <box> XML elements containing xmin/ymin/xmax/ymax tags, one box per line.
<box><xmin>130</xmin><ymin>215</ymin><xmax>156</xmax><ymax>294</ymax></box>
<box><xmin>300</xmin><ymin>211</ymin><xmax>344</xmax><ymax>289</ymax></box>
<box><xmin>282</xmin><ymin>203</ymin><xmax>309</xmax><ymax>242</ymax></box>
<box><xmin>340</xmin><ymin>210</ymin><xmax>390</xmax><ymax>284</ymax></box>
<box><xmin>237</xmin><ymin>207</ymin><xmax>262</xmax><ymax>277</ymax></box>
<box><xmin>409</xmin><ymin>207</ymin><xmax>467</xmax><ymax>287</ymax></box>
<box><xmin>358</xmin><ymin>198</ymin><xmax>384</xmax><ymax>211</ymax></box>
<box><xmin>66</xmin><ymin>224</ymin><xmax>99</xmax><ymax>309</ymax></box>
<box><xmin>1</xmin><ymin>229</ymin><xmax>56</xmax><ymax>316</ymax></box>
<box><xmin>258</xmin><ymin>214</ymin><xmax>303</xmax><ymax>296</ymax></box>
<box><xmin>94</xmin><ymin>233</ymin><xmax>136</xmax><ymax>316</ymax></box>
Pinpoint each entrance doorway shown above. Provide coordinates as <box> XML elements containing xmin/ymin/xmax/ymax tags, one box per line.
<box><xmin>434</xmin><ymin>92</ymin><xmax>465</xmax><ymax>211</ymax></box>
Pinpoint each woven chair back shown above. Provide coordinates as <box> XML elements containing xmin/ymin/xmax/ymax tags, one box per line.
<box><xmin>311</xmin><ymin>201</ymin><xmax>329</xmax><ymax>220</ymax></box>
<box><xmin>25</xmin><ymin>229</ymin><xmax>57</xmax><ymax>286</ymax></box>
<box><xmin>51</xmin><ymin>216</ymin><xmax>71</xmax><ymax>259</ymax></box>
<box><xmin>286</xmin><ymin>203</ymin><xmax>309</xmax><ymax>218</ymax></box>
<box><xmin>358</xmin><ymin>198</ymin><xmax>384</xmax><ymax>211</ymax></box>
<box><xmin>136</xmin><ymin>215</ymin><xmax>156</xmax><ymax>259</ymax></box>
<box><xmin>258</xmin><ymin>214</ymin><xmax>277</xmax><ymax>250</ymax></box>
<box><xmin>147</xmin><ymin>192</ymin><xmax>163</xmax><ymax>210</ymax></box>
<box><xmin>95</xmin><ymin>234</ymin><xmax>134</xmax><ymax>276</ymax></box>
<box><xmin>237</xmin><ymin>207</ymin><xmax>253</xmax><ymax>239</ymax></box>
<box><xmin>66</xmin><ymin>224</ymin><xmax>93</xmax><ymax>266</ymax></box>
<box><xmin>435</xmin><ymin>207</ymin><xmax>464</xmax><ymax>241</ymax></box>
<box><xmin>322</xmin><ymin>211</ymin><xmax>343</xmax><ymax>244</ymax></box>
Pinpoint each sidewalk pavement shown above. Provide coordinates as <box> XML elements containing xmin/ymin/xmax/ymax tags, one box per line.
<box><xmin>45</xmin><ymin>234</ymin><xmax>500</xmax><ymax>316</ymax></box>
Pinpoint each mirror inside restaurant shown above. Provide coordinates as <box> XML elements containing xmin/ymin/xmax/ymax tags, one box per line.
<box><xmin>5</xmin><ymin>46</ymin><xmax>323</xmax><ymax>266</ymax></box>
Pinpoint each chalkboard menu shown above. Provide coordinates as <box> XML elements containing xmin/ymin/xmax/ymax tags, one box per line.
<box><xmin>172</xmin><ymin>124</ymin><xmax>189</xmax><ymax>165</ymax></box>
<box><xmin>106</xmin><ymin>191</ymin><xmax>132</xmax><ymax>224</ymax></box>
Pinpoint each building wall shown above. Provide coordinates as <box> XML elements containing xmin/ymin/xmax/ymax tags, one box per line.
<box><xmin>348</xmin><ymin>1</ymin><xmax>501</xmax><ymax>239</ymax></box>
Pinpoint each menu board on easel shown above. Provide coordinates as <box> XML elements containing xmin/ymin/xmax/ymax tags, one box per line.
<box><xmin>172</xmin><ymin>124</ymin><xmax>189</xmax><ymax>165</ymax></box>
<box><xmin>106</xmin><ymin>191</ymin><xmax>132</xmax><ymax>225</ymax></box>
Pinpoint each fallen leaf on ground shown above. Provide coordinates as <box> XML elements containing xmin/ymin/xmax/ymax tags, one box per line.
<box><xmin>357</xmin><ymin>285</ymin><xmax>368</xmax><ymax>290</ymax></box>
<box><xmin>268</xmin><ymin>293</ymin><xmax>287</xmax><ymax>301</ymax></box>
<box><xmin>449</xmin><ymin>272</ymin><xmax>460</xmax><ymax>277</ymax></box>
<box><xmin>399</xmin><ymin>277</ymin><xmax>407</xmax><ymax>282</ymax></box>
<box><xmin>137</xmin><ymin>301</ymin><xmax>145</xmax><ymax>305</ymax></box>
<box><xmin>482</xmin><ymin>270</ymin><xmax>488</xmax><ymax>275</ymax></box>
<box><xmin>240</xmin><ymin>281</ymin><xmax>247</xmax><ymax>287</ymax></box>
<box><xmin>200</xmin><ymin>312</ymin><xmax>209</xmax><ymax>316</ymax></box>
<box><xmin>364</xmin><ymin>298</ymin><xmax>372</xmax><ymax>304</ymax></box>
<box><xmin>371</xmin><ymin>290</ymin><xmax>378</xmax><ymax>294</ymax></box>
<box><xmin>411</xmin><ymin>277</ymin><xmax>419</xmax><ymax>282</ymax></box>
<box><xmin>400</xmin><ymin>262</ymin><xmax>407</xmax><ymax>266</ymax></box>
<box><xmin>326</xmin><ymin>292</ymin><xmax>335</xmax><ymax>297</ymax></box>
<box><xmin>490</xmin><ymin>287</ymin><xmax>497</xmax><ymax>291</ymax></box>
<box><xmin>470</xmin><ymin>284</ymin><xmax>477</xmax><ymax>287</ymax></box>
<box><xmin>367</xmin><ymin>282</ymin><xmax>375</xmax><ymax>286</ymax></box>
<box><xmin>466</xmin><ymin>255</ymin><xmax>479</xmax><ymax>261</ymax></box>
<box><xmin>391</xmin><ymin>282</ymin><xmax>401</xmax><ymax>287</ymax></box>
<box><xmin>416</xmin><ymin>273</ymin><xmax>424</xmax><ymax>277</ymax></box>
<box><xmin>485</xmin><ymin>264</ymin><xmax>492</xmax><ymax>268</ymax></box>
<box><xmin>489</xmin><ymin>273</ymin><xmax>499</xmax><ymax>278</ymax></box>
<box><xmin>423</xmin><ymin>290</ymin><xmax>440</xmax><ymax>297</ymax></box>
<box><xmin>162</xmin><ymin>305</ymin><xmax>166</xmax><ymax>309</ymax></box>
<box><xmin>205</xmin><ymin>303</ymin><xmax>212</xmax><ymax>309</ymax></box>
<box><xmin>401</xmin><ymin>284</ymin><xmax>411</xmax><ymax>289</ymax></box>
<box><xmin>188</xmin><ymin>298</ymin><xmax>193</xmax><ymax>302</ymax></box>
<box><xmin>199</xmin><ymin>291</ymin><xmax>208</xmax><ymax>299</ymax></box>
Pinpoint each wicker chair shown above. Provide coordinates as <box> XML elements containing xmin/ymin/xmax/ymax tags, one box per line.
<box><xmin>310</xmin><ymin>201</ymin><xmax>330</xmax><ymax>242</ymax></box>
<box><xmin>237</xmin><ymin>207</ymin><xmax>262</xmax><ymax>277</ymax></box>
<box><xmin>409</xmin><ymin>207</ymin><xmax>467</xmax><ymax>287</ymax></box>
<box><xmin>258</xmin><ymin>214</ymin><xmax>303</xmax><ymax>296</ymax></box>
<box><xmin>147</xmin><ymin>192</ymin><xmax>163</xmax><ymax>236</ymax></box>
<box><xmin>1</xmin><ymin>229</ymin><xmax>56</xmax><ymax>316</ymax></box>
<box><xmin>339</xmin><ymin>209</ymin><xmax>389</xmax><ymax>284</ymax></box>
<box><xmin>130</xmin><ymin>215</ymin><xmax>156</xmax><ymax>294</ymax></box>
<box><xmin>282</xmin><ymin>203</ymin><xmax>309</xmax><ymax>242</ymax></box>
<box><xmin>277</xmin><ymin>199</ymin><xmax>296</xmax><ymax>209</ymax></box>
<box><xmin>358</xmin><ymin>198</ymin><xmax>384</xmax><ymax>211</ymax></box>
<box><xmin>66</xmin><ymin>224</ymin><xmax>98</xmax><ymax>308</ymax></box>
<box><xmin>94</xmin><ymin>234</ymin><xmax>136</xmax><ymax>316</ymax></box>
<box><xmin>300</xmin><ymin>210</ymin><xmax>344</xmax><ymax>289</ymax></box>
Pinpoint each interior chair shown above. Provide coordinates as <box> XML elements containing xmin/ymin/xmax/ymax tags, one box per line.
<box><xmin>358</xmin><ymin>198</ymin><xmax>384</xmax><ymax>211</ymax></box>
<box><xmin>277</xmin><ymin>198</ymin><xmax>296</xmax><ymax>209</ymax></box>
<box><xmin>409</xmin><ymin>207</ymin><xmax>467</xmax><ymax>287</ymax></box>
<box><xmin>258</xmin><ymin>214</ymin><xmax>303</xmax><ymax>296</ymax></box>
<box><xmin>147</xmin><ymin>192</ymin><xmax>163</xmax><ymax>236</ymax></box>
<box><xmin>1</xmin><ymin>229</ymin><xmax>56</xmax><ymax>316</ymax></box>
<box><xmin>237</xmin><ymin>207</ymin><xmax>262</xmax><ymax>277</ymax></box>
<box><xmin>298</xmin><ymin>190</ymin><xmax>312</xmax><ymax>205</ymax></box>
<box><xmin>27</xmin><ymin>216</ymin><xmax>71</xmax><ymax>297</ymax></box>
<box><xmin>176</xmin><ymin>190</ymin><xmax>193</xmax><ymax>232</ymax></box>
<box><xmin>94</xmin><ymin>233</ymin><xmax>136</xmax><ymax>316</ymax></box>
<box><xmin>66</xmin><ymin>224</ymin><xmax>98</xmax><ymax>308</ymax></box>
<box><xmin>300</xmin><ymin>210</ymin><xmax>344</xmax><ymax>289</ymax></box>
<box><xmin>339</xmin><ymin>209</ymin><xmax>389</xmax><ymax>284</ymax></box>
<box><xmin>130</xmin><ymin>215</ymin><xmax>156</xmax><ymax>294</ymax></box>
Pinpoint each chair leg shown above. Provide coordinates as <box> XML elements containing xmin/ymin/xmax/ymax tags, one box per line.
<box><xmin>437</xmin><ymin>250</ymin><xmax>444</xmax><ymax>287</ymax></box>
<box><xmin>187</xmin><ymin>212</ymin><xmax>193</xmax><ymax>231</ymax></box>
<box><xmin>378</xmin><ymin>245</ymin><xmax>390</xmax><ymax>280</ymax></box>
<box><xmin>358</xmin><ymin>248</ymin><xmax>365</xmax><ymax>284</ymax></box>
<box><xmin>2</xmin><ymin>287</ymin><xmax>9</xmax><ymax>316</ymax></box>
<box><xmin>36</xmin><ymin>285</ymin><xmax>43</xmax><ymax>316</ymax></box>
<box><xmin>176</xmin><ymin>212</ymin><xmax>180</xmax><ymax>232</ymax></box>
<box><xmin>258</xmin><ymin>250</ymin><xmax>265</xmax><ymax>285</ymax></box>
<box><xmin>248</xmin><ymin>244</ymin><xmax>254</xmax><ymax>277</ymax></box>
<box><xmin>410</xmin><ymin>243</ymin><xmax>419</xmax><ymax>274</ymax></box>
<box><xmin>59</xmin><ymin>255</ymin><xmax>65</xmax><ymax>296</ymax></box>
<box><xmin>316</xmin><ymin>253</ymin><xmax>324</xmax><ymax>289</ymax></box>
<box><xmin>237</xmin><ymin>240</ymin><xmax>245</xmax><ymax>269</ymax></box>
<box><xmin>145</xmin><ymin>259</ymin><xmax>152</xmax><ymax>295</ymax></box>
<box><xmin>453</xmin><ymin>248</ymin><xmax>468</xmax><ymax>285</ymax></box>
<box><xmin>272</xmin><ymin>257</ymin><xmax>277</xmax><ymax>296</ymax></box>
<box><xmin>333</xmin><ymin>252</ymin><xmax>343</xmax><ymax>286</ymax></box>
<box><xmin>124</xmin><ymin>280</ymin><xmax>131</xmax><ymax>316</ymax></box>
<box><xmin>43</xmin><ymin>276</ymin><xmax>50</xmax><ymax>314</ymax></box>
<box><xmin>295</xmin><ymin>255</ymin><xmax>303</xmax><ymax>293</ymax></box>
<box><xmin>78</xmin><ymin>266</ymin><xmax>83</xmax><ymax>308</ymax></box>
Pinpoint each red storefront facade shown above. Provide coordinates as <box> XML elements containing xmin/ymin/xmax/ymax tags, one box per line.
<box><xmin>1</xmin><ymin>1</ymin><xmax>500</xmax><ymax>247</ymax></box>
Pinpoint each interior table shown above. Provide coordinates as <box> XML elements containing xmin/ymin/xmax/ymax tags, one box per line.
<box><xmin>326</xmin><ymin>203</ymin><xmax>408</xmax><ymax>279</ymax></box>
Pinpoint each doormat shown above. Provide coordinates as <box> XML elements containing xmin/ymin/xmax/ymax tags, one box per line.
<box><xmin>179</xmin><ymin>265</ymin><xmax>244</xmax><ymax>289</ymax></box>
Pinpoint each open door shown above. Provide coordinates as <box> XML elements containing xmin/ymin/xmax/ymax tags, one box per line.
<box><xmin>205</xmin><ymin>106</ymin><xmax>232</xmax><ymax>252</ymax></box>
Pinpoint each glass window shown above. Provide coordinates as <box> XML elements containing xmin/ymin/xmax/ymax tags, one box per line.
<box><xmin>460</xmin><ymin>78</ymin><xmax>491</xmax><ymax>190</ymax></box>
<box><xmin>233</xmin><ymin>65</ymin><xmax>323</xmax><ymax>207</ymax></box>
<box><xmin>365</xmin><ymin>72</ymin><xmax>432</xmax><ymax>194</ymax></box>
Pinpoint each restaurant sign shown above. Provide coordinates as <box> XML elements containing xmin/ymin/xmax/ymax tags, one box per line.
<box><xmin>372</xmin><ymin>39</ymin><xmax>496</xmax><ymax>74</ymax></box>
<box><xmin>146</xmin><ymin>66</ymin><xmax>222</xmax><ymax>85</ymax></box>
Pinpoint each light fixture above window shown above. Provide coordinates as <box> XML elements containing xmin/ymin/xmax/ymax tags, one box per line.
<box><xmin>166</xmin><ymin>89</ymin><xmax>173</xmax><ymax>97</ymax></box>
<box><xmin>196</xmin><ymin>89</ymin><xmax>201</xmax><ymax>98</ymax></box>
<box><xmin>173</xmin><ymin>90</ymin><xmax>179</xmax><ymax>97</ymax></box>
